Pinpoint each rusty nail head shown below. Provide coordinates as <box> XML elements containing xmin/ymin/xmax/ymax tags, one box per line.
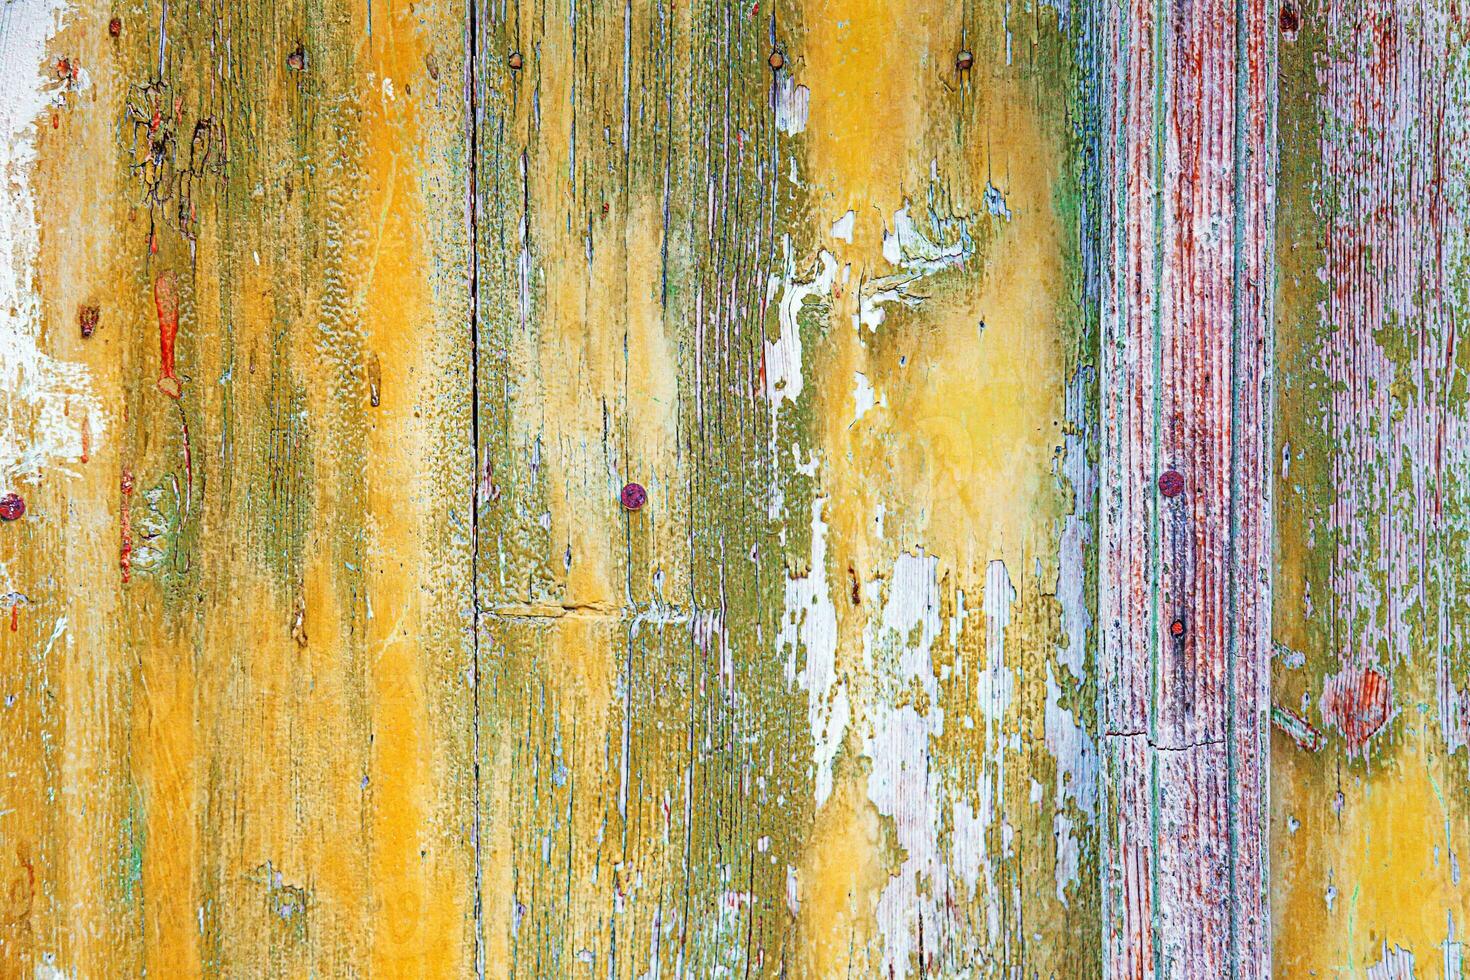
<box><xmin>1159</xmin><ymin>468</ymin><xmax>1185</xmax><ymax>498</ymax></box>
<box><xmin>768</xmin><ymin>50</ymin><xmax>784</xmax><ymax>70</ymax></box>
<box><xmin>0</xmin><ymin>493</ymin><xmax>25</xmax><ymax>522</ymax></box>
<box><xmin>108</xmin><ymin>17</ymin><xmax>122</xmax><ymax>37</ymax></box>
<box><xmin>620</xmin><ymin>482</ymin><xmax>647</xmax><ymax>512</ymax></box>
<box><xmin>956</xmin><ymin>49</ymin><xmax>974</xmax><ymax>71</ymax></box>
<box><xmin>287</xmin><ymin>45</ymin><xmax>306</xmax><ymax>71</ymax></box>
<box><xmin>79</xmin><ymin>305</ymin><xmax>99</xmax><ymax>338</ymax></box>
<box><xmin>508</xmin><ymin>51</ymin><xmax>523</xmax><ymax>70</ymax></box>
<box><xmin>1169</xmin><ymin>618</ymin><xmax>1185</xmax><ymax>639</ymax></box>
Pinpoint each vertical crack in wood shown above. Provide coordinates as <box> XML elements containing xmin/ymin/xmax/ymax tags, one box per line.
<box><xmin>465</xmin><ymin>0</ymin><xmax>485</xmax><ymax>974</ymax></box>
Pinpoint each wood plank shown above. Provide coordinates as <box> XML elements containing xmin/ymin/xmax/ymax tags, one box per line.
<box><xmin>470</xmin><ymin>0</ymin><xmax>1099</xmax><ymax>975</ymax></box>
<box><xmin>2</xmin><ymin>0</ymin><xmax>477</xmax><ymax>973</ymax></box>
<box><xmin>1273</xmin><ymin>0</ymin><xmax>1470</xmax><ymax>972</ymax></box>
<box><xmin>1096</xmin><ymin>0</ymin><xmax>1275</xmax><ymax>969</ymax></box>
<box><xmin>17</xmin><ymin>0</ymin><xmax>1470</xmax><ymax>974</ymax></box>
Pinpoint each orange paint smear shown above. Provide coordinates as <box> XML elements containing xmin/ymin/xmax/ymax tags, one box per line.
<box><xmin>154</xmin><ymin>272</ymin><xmax>181</xmax><ymax>398</ymax></box>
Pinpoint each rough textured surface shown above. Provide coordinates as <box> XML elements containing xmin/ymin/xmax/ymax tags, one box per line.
<box><xmin>0</xmin><ymin>0</ymin><xmax>1461</xmax><ymax>976</ymax></box>
<box><xmin>1274</xmin><ymin>0</ymin><xmax>1470</xmax><ymax>972</ymax></box>
<box><xmin>1095</xmin><ymin>0</ymin><xmax>1276</xmax><ymax>970</ymax></box>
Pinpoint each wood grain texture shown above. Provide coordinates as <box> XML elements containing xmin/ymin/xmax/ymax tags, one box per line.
<box><xmin>468</xmin><ymin>1</ymin><xmax>1098</xmax><ymax>974</ymax></box>
<box><xmin>3</xmin><ymin>0</ymin><xmax>477</xmax><ymax>974</ymax></box>
<box><xmin>1096</xmin><ymin>0</ymin><xmax>1275</xmax><ymax>970</ymax></box>
<box><xmin>6</xmin><ymin>0</ymin><xmax>1469</xmax><ymax>976</ymax></box>
<box><xmin>1274</xmin><ymin>0</ymin><xmax>1470</xmax><ymax>972</ymax></box>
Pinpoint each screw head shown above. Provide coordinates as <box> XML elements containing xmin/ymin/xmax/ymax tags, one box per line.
<box><xmin>0</xmin><ymin>493</ymin><xmax>26</xmax><ymax>522</ymax></box>
<box><xmin>768</xmin><ymin>50</ymin><xmax>784</xmax><ymax>70</ymax></box>
<box><xmin>508</xmin><ymin>51</ymin><xmax>523</xmax><ymax>70</ymax></box>
<box><xmin>620</xmin><ymin>482</ymin><xmax>647</xmax><ymax>512</ymax></box>
<box><xmin>1158</xmin><ymin>469</ymin><xmax>1185</xmax><ymax>498</ymax></box>
<box><xmin>956</xmin><ymin>49</ymin><xmax>974</xmax><ymax>71</ymax></box>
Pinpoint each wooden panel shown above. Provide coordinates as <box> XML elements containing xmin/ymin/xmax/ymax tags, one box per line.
<box><xmin>12</xmin><ymin>0</ymin><xmax>1470</xmax><ymax>975</ymax></box>
<box><xmin>1096</xmin><ymin>0</ymin><xmax>1275</xmax><ymax>970</ymax></box>
<box><xmin>469</xmin><ymin>0</ymin><xmax>1098</xmax><ymax>975</ymax></box>
<box><xmin>1274</xmin><ymin>0</ymin><xmax>1470</xmax><ymax>972</ymax></box>
<box><xmin>2</xmin><ymin>1</ymin><xmax>476</xmax><ymax>974</ymax></box>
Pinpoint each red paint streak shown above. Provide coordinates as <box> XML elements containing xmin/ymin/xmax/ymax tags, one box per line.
<box><xmin>1320</xmin><ymin>665</ymin><xmax>1392</xmax><ymax>753</ymax></box>
<box><xmin>1098</xmin><ymin>0</ymin><xmax>1274</xmax><ymax>962</ymax></box>
<box><xmin>80</xmin><ymin>413</ymin><xmax>91</xmax><ymax>464</ymax></box>
<box><xmin>120</xmin><ymin>468</ymin><xmax>134</xmax><ymax>583</ymax></box>
<box><xmin>154</xmin><ymin>273</ymin><xmax>182</xmax><ymax>398</ymax></box>
<box><xmin>8</xmin><ymin>606</ymin><xmax>16</xmax><ymax>633</ymax></box>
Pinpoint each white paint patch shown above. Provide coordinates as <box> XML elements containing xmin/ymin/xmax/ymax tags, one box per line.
<box><xmin>951</xmin><ymin>799</ymin><xmax>988</xmax><ymax>898</ymax></box>
<box><xmin>1052</xmin><ymin>813</ymin><xmax>1078</xmax><ymax>906</ymax></box>
<box><xmin>1367</xmin><ymin>943</ymin><xmax>1417</xmax><ymax>980</ymax></box>
<box><xmin>778</xmin><ymin>496</ymin><xmax>845</xmax><ymax>808</ymax></box>
<box><xmin>771</xmin><ymin>76</ymin><xmax>810</xmax><ymax>135</ymax></box>
<box><xmin>851</xmin><ymin>371</ymin><xmax>880</xmax><ymax>424</ymax></box>
<box><xmin>984</xmin><ymin>181</ymin><xmax>1013</xmax><ymax>221</ymax></box>
<box><xmin>0</xmin><ymin>0</ymin><xmax>105</xmax><ymax>513</ymax></box>
<box><xmin>865</xmin><ymin>550</ymin><xmax>949</xmax><ymax>979</ymax></box>
<box><xmin>763</xmin><ymin>240</ymin><xmax>837</xmax><ymax>411</ymax></box>
<box><xmin>859</xmin><ymin>203</ymin><xmax>975</xmax><ymax>331</ymax></box>
<box><xmin>979</xmin><ymin>560</ymin><xmax>1016</xmax><ymax>721</ymax></box>
<box><xmin>830</xmin><ymin>210</ymin><xmax>855</xmax><ymax>242</ymax></box>
<box><xmin>1044</xmin><ymin>663</ymin><xmax>1097</xmax><ymax>818</ymax></box>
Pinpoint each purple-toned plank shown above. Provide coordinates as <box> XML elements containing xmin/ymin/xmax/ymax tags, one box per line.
<box><xmin>1098</xmin><ymin>0</ymin><xmax>1275</xmax><ymax>967</ymax></box>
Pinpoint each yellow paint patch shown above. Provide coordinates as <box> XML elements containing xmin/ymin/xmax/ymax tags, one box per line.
<box><xmin>360</xmin><ymin>3</ymin><xmax>464</xmax><ymax>971</ymax></box>
<box><xmin>1275</xmin><ymin>721</ymin><xmax>1470</xmax><ymax>974</ymax></box>
<box><xmin>790</xmin><ymin>1</ymin><xmax>1069</xmax><ymax>964</ymax></box>
<box><xmin>797</xmin><ymin>768</ymin><xmax>888</xmax><ymax>976</ymax></box>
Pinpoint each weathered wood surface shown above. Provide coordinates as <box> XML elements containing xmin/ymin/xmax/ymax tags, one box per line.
<box><xmin>0</xmin><ymin>0</ymin><xmax>1464</xmax><ymax>976</ymax></box>
<box><xmin>1096</xmin><ymin>0</ymin><xmax>1275</xmax><ymax>971</ymax></box>
<box><xmin>1274</xmin><ymin>0</ymin><xmax>1470</xmax><ymax>974</ymax></box>
<box><xmin>2</xmin><ymin>1</ymin><xmax>477</xmax><ymax>974</ymax></box>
